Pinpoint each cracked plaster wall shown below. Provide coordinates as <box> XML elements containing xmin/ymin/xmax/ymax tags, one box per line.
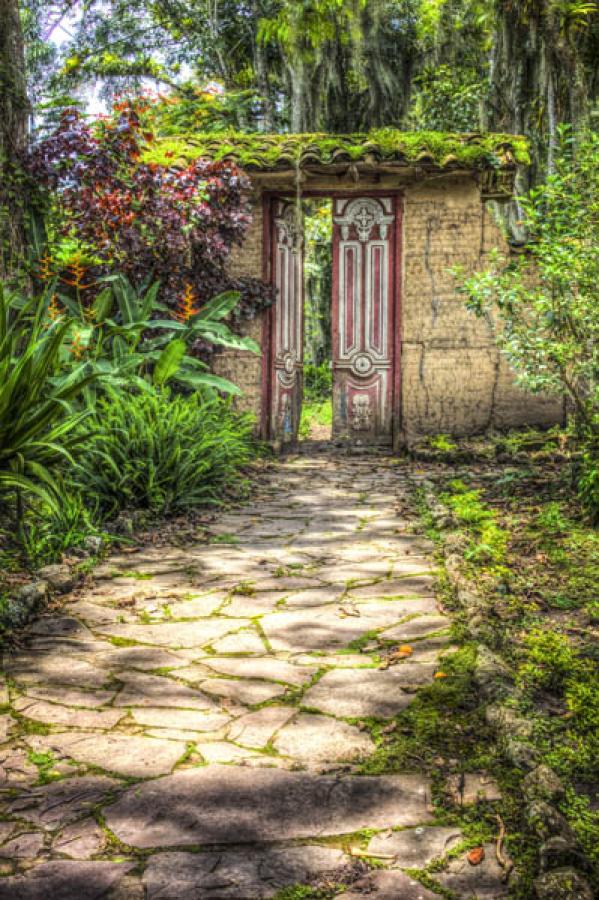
<box><xmin>212</xmin><ymin>178</ymin><xmax>563</xmax><ymax>439</ymax></box>
<box><xmin>400</xmin><ymin>177</ymin><xmax>562</xmax><ymax>440</ymax></box>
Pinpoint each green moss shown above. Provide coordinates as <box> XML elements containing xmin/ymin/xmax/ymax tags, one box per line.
<box><xmin>108</xmin><ymin>636</ymin><xmax>139</xmax><ymax>647</ymax></box>
<box><xmin>231</xmin><ymin>580</ymin><xmax>256</xmax><ymax>596</ymax></box>
<box><xmin>121</xmin><ymin>570</ymin><xmax>154</xmax><ymax>580</ymax></box>
<box><xmin>144</xmin><ymin>128</ymin><xmax>530</xmax><ymax>172</ymax></box>
<box><xmin>209</xmin><ymin>533</ymin><xmax>239</xmax><ymax>544</ymax></box>
<box><xmin>346</xmin><ymin>629</ymin><xmax>381</xmax><ymax>651</ymax></box>
<box><xmin>27</xmin><ymin>749</ymin><xmax>65</xmax><ymax>784</ymax></box>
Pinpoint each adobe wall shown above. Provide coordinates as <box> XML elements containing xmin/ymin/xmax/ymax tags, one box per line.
<box><xmin>211</xmin><ymin>195</ymin><xmax>264</xmax><ymax>422</ymax></box>
<box><xmin>214</xmin><ymin>176</ymin><xmax>563</xmax><ymax>440</ymax></box>
<box><xmin>399</xmin><ymin>176</ymin><xmax>563</xmax><ymax>441</ymax></box>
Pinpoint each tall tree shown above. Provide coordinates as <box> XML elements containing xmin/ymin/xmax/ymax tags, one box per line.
<box><xmin>0</xmin><ymin>0</ymin><xmax>29</xmax><ymax>277</ymax></box>
<box><xmin>486</xmin><ymin>1</ymin><xmax>599</xmax><ymax>179</ymax></box>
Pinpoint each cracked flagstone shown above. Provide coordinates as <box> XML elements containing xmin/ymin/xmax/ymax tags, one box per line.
<box><xmin>142</xmin><ymin>846</ymin><xmax>349</xmax><ymax>900</ymax></box>
<box><xmin>0</xmin><ymin>453</ymin><xmax>513</xmax><ymax>898</ymax></box>
<box><xmin>26</xmin><ymin>732</ymin><xmax>187</xmax><ymax>778</ymax></box>
<box><xmin>103</xmin><ymin>765</ymin><xmax>432</xmax><ymax>847</ymax></box>
<box><xmin>272</xmin><ymin>712</ymin><xmax>375</xmax><ymax>765</ymax></box>
<box><xmin>0</xmin><ymin>861</ymin><xmax>135</xmax><ymax>900</ymax></box>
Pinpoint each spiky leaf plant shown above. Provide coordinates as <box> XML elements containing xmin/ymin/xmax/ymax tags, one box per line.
<box><xmin>0</xmin><ymin>285</ymin><xmax>98</xmax><ymax>517</ymax></box>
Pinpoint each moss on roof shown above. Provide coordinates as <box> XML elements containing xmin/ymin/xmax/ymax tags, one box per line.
<box><xmin>144</xmin><ymin>128</ymin><xmax>530</xmax><ymax>172</ymax></box>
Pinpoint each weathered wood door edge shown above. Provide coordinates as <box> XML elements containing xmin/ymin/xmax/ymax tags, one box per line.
<box><xmin>260</xmin><ymin>194</ymin><xmax>304</xmax><ymax>446</ymax></box>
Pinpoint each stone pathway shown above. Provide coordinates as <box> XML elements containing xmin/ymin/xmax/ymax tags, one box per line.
<box><xmin>0</xmin><ymin>455</ymin><xmax>509</xmax><ymax>898</ymax></box>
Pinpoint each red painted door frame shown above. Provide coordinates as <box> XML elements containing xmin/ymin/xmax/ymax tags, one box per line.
<box><xmin>260</xmin><ymin>190</ymin><xmax>403</xmax><ymax>446</ymax></box>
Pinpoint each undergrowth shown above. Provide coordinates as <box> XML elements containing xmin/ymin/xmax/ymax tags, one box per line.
<box><xmin>427</xmin><ymin>436</ymin><xmax>599</xmax><ymax>891</ymax></box>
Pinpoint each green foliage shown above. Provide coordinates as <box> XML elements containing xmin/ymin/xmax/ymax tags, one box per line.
<box><xmin>52</xmin><ymin>274</ymin><xmax>257</xmax><ymax>399</ymax></box>
<box><xmin>19</xmin><ymin>484</ymin><xmax>104</xmax><ymax>567</ymax></box>
<box><xmin>145</xmin><ymin>87</ymin><xmax>266</xmax><ymax>135</ymax></box>
<box><xmin>427</xmin><ymin>434</ymin><xmax>457</xmax><ymax>452</ymax></box>
<box><xmin>565</xmin><ymin>675</ymin><xmax>599</xmax><ymax>736</ymax></box>
<box><xmin>577</xmin><ymin>450</ymin><xmax>599</xmax><ymax>521</ymax></box>
<box><xmin>441</xmin><ymin>489</ymin><xmax>490</xmax><ymax>526</ymax></box>
<box><xmin>72</xmin><ymin>388</ymin><xmax>256</xmax><ymax>517</ymax></box>
<box><xmin>516</xmin><ymin>628</ymin><xmax>577</xmax><ymax>693</ymax></box>
<box><xmin>304</xmin><ymin>362</ymin><xmax>333</xmax><ymax>403</ymax></box>
<box><xmin>411</xmin><ymin>64</ymin><xmax>485</xmax><ymax>131</ymax></box>
<box><xmin>0</xmin><ymin>283</ymin><xmax>97</xmax><ymax>517</ymax></box>
<box><xmin>441</xmin><ymin>485</ymin><xmax>508</xmax><ymax>567</ymax></box>
<box><xmin>459</xmin><ymin>129</ymin><xmax>599</xmax><ymax>514</ymax></box>
<box><xmin>299</xmin><ymin>399</ymin><xmax>333</xmax><ymax>440</ymax></box>
<box><xmin>304</xmin><ymin>201</ymin><xmax>332</xmax><ymax>370</ymax></box>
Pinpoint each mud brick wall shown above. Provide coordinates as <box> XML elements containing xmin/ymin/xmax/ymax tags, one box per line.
<box><xmin>211</xmin><ymin>196</ymin><xmax>264</xmax><ymax>420</ymax></box>
<box><xmin>212</xmin><ymin>176</ymin><xmax>563</xmax><ymax>439</ymax></box>
<box><xmin>400</xmin><ymin>176</ymin><xmax>562</xmax><ymax>440</ymax></box>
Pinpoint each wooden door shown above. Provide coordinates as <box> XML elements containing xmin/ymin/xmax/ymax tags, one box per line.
<box><xmin>270</xmin><ymin>199</ymin><xmax>304</xmax><ymax>446</ymax></box>
<box><xmin>332</xmin><ymin>195</ymin><xmax>399</xmax><ymax>445</ymax></box>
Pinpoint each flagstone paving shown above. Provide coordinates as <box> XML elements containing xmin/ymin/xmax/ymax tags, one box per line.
<box><xmin>0</xmin><ymin>454</ymin><xmax>510</xmax><ymax>898</ymax></box>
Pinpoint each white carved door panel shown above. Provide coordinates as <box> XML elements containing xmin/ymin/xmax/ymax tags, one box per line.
<box><xmin>271</xmin><ymin>199</ymin><xmax>304</xmax><ymax>445</ymax></box>
<box><xmin>332</xmin><ymin>195</ymin><xmax>398</xmax><ymax>445</ymax></box>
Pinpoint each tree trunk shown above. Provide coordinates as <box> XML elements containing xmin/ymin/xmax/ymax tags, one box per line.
<box><xmin>254</xmin><ymin>38</ymin><xmax>275</xmax><ymax>131</ymax></box>
<box><xmin>289</xmin><ymin>59</ymin><xmax>307</xmax><ymax>132</ymax></box>
<box><xmin>0</xmin><ymin>0</ymin><xmax>29</xmax><ymax>279</ymax></box>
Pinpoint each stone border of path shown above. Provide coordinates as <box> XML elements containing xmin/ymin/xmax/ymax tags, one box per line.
<box><xmin>416</xmin><ymin>477</ymin><xmax>596</xmax><ymax>900</ymax></box>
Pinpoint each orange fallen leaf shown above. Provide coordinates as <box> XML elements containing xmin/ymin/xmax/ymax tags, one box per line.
<box><xmin>467</xmin><ymin>847</ymin><xmax>485</xmax><ymax>866</ymax></box>
<box><xmin>434</xmin><ymin>671</ymin><xmax>448</xmax><ymax>679</ymax></box>
<box><xmin>398</xmin><ymin>644</ymin><xmax>413</xmax><ymax>656</ymax></box>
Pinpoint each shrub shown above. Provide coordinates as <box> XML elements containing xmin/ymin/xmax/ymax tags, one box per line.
<box><xmin>72</xmin><ymin>388</ymin><xmax>256</xmax><ymax>517</ymax></box>
<box><xmin>303</xmin><ymin>361</ymin><xmax>332</xmax><ymax>403</ymax></box>
<box><xmin>0</xmin><ymin>284</ymin><xmax>97</xmax><ymax>523</ymax></box>
<box><xmin>577</xmin><ymin>450</ymin><xmax>599</xmax><ymax>522</ymax></box>
<box><xmin>20</xmin><ymin>484</ymin><xmax>103</xmax><ymax>567</ymax></box>
<box><xmin>459</xmin><ymin>129</ymin><xmax>599</xmax><ymax>517</ymax></box>
<box><xmin>27</xmin><ymin>102</ymin><xmax>274</xmax><ymax>319</ymax></box>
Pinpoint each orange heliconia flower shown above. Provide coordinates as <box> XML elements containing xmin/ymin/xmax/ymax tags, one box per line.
<box><xmin>174</xmin><ymin>282</ymin><xmax>200</xmax><ymax>322</ymax></box>
<box><xmin>61</xmin><ymin>255</ymin><xmax>94</xmax><ymax>291</ymax></box>
<box><xmin>38</xmin><ymin>253</ymin><xmax>54</xmax><ymax>282</ymax></box>
<box><xmin>47</xmin><ymin>294</ymin><xmax>64</xmax><ymax>321</ymax></box>
<box><xmin>69</xmin><ymin>331</ymin><xmax>84</xmax><ymax>359</ymax></box>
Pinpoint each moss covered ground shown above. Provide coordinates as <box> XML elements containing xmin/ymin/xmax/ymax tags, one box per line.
<box><xmin>411</xmin><ymin>430</ymin><xmax>599</xmax><ymax>895</ymax></box>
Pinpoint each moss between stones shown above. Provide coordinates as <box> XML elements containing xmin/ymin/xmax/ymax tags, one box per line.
<box><xmin>144</xmin><ymin>128</ymin><xmax>530</xmax><ymax>171</ymax></box>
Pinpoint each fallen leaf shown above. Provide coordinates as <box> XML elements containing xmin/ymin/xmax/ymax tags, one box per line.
<box><xmin>398</xmin><ymin>644</ymin><xmax>413</xmax><ymax>656</ymax></box>
<box><xmin>467</xmin><ymin>847</ymin><xmax>485</xmax><ymax>866</ymax></box>
<box><xmin>434</xmin><ymin>671</ymin><xmax>448</xmax><ymax>679</ymax></box>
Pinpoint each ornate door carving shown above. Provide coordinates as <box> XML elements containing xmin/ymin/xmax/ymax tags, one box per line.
<box><xmin>270</xmin><ymin>199</ymin><xmax>304</xmax><ymax>445</ymax></box>
<box><xmin>332</xmin><ymin>195</ymin><xmax>399</xmax><ymax>445</ymax></box>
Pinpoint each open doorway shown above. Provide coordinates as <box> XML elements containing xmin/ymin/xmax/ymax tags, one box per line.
<box><xmin>299</xmin><ymin>199</ymin><xmax>333</xmax><ymax>443</ymax></box>
<box><xmin>266</xmin><ymin>193</ymin><xmax>400</xmax><ymax>448</ymax></box>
